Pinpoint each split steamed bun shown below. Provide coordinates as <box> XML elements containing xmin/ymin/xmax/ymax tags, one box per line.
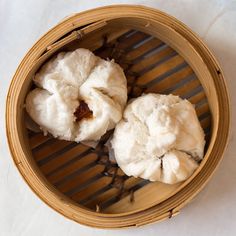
<box><xmin>111</xmin><ymin>93</ymin><xmax>205</xmax><ymax>184</ymax></box>
<box><xmin>26</xmin><ymin>48</ymin><xmax>127</xmax><ymax>142</ymax></box>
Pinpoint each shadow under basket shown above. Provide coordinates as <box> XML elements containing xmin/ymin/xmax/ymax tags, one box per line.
<box><xmin>6</xmin><ymin>5</ymin><xmax>230</xmax><ymax>228</ymax></box>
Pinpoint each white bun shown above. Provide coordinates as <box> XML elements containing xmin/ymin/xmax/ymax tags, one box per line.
<box><xmin>26</xmin><ymin>48</ymin><xmax>127</xmax><ymax>142</ymax></box>
<box><xmin>111</xmin><ymin>93</ymin><xmax>205</xmax><ymax>184</ymax></box>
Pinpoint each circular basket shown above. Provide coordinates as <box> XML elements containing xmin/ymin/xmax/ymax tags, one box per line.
<box><xmin>6</xmin><ymin>5</ymin><xmax>230</xmax><ymax>228</ymax></box>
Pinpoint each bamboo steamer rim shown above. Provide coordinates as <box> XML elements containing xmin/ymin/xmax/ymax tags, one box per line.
<box><xmin>20</xmin><ymin>14</ymin><xmax>220</xmax><ymax>216</ymax></box>
<box><xmin>6</xmin><ymin>5</ymin><xmax>230</xmax><ymax>228</ymax></box>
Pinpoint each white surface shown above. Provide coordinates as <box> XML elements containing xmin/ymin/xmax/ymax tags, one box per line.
<box><xmin>0</xmin><ymin>0</ymin><xmax>235</xmax><ymax>235</ymax></box>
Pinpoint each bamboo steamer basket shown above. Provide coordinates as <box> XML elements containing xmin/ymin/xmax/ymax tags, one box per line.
<box><xmin>6</xmin><ymin>5</ymin><xmax>230</xmax><ymax>228</ymax></box>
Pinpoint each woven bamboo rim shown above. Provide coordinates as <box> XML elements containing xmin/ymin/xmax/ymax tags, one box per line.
<box><xmin>6</xmin><ymin>5</ymin><xmax>230</xmax><ymax>228</ymax></box>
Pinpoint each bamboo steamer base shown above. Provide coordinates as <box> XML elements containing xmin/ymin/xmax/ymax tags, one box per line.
<box><xmin>6</xmin><ymin>5</ymin><xmax>230</xmax><ymax>228</ymax></box>
<box><xmin>27</xmin><ymin>28</ymin><xmax>211</xmax><ymax>214</ymax></box>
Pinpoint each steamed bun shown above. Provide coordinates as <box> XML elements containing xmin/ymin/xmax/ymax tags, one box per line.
<box><xmin>111</xmin><ymin>93</ymin><xmax>205</xmax><ymax>184</ymax></box>
<box><xmin>26</xmin><ymin>48</ymin><xmax>127</xmax><ymax>142</ymax></box>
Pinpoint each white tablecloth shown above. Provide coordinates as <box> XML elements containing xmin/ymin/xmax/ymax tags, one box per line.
<box><xmin>1</xmin><ymin>0</ymin><xmax>236</xmax><ymax>235</ymax></box>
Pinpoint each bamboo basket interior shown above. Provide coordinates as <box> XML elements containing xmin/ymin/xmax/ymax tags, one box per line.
<box><xmin>6</xmin><ymin>6</ymin><xmax>230</xmax><ymax>228</ymax></box>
